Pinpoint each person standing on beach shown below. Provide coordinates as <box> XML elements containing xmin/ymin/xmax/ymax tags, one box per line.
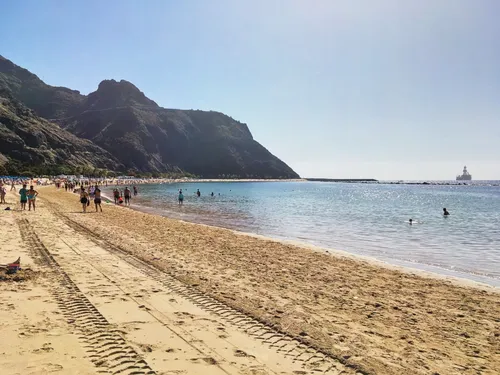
<box><xmin>0</xmin><ymin>183</ymin><xmax>6</xmax><ymax>204</ymax></box>
<box><xmin>113</xmin><ymin>188</ymin><xmax>120</xmax><ymax>204</ymax></box>
<box><xmin>124</xmin><ymin>187</ymin><xmax>131</xmax><ymax>206</ymax></box>
<box><xmin>94</xmin><ymin>186</ymin><xmax>102</xmax><ymax>212</ymax></box>
<box><xmin>80</xmin><ymin>187</ymin><xmax>89</xmax><ymax>213</ymax></box>
<box><xmin>133</xmin><ymin>186</ymin><xmax>138</xmax><ymax>196</ymax></box>
<box><xmin>27</xmin><ymin>186</ymin><xmax>38</xmax><ymax>211</ymax></box>
<box><xmin>178</xmin><ymin>189</ymin><xmax>184</xmax><ymax>205</ymax></box>
<box><xmin>19</xmin><ymin>184</ymin><xmax>28</xmax><ymax>210</ymax></box>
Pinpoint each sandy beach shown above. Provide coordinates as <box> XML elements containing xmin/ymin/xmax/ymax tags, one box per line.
<box><xmin>1</xmin><ymin>186</ymin><xmax>499</xmax><ymax>375</ymax></box>
<box><xmin>60</xmin><ymin>178</ymin><xmax>306</xmax><ymax>186</ymax></box>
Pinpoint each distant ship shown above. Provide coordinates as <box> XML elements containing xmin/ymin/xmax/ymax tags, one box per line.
<box><xmin>456</xmin><ymin>166</ymin><xmax>472</xmax><ymax>181</ymax></box>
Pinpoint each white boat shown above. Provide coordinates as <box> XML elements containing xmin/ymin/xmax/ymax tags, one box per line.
<box><xmin>456</xmin><ymin>166</ymin><xmax>472</xmax><ymax>181</ymax></box>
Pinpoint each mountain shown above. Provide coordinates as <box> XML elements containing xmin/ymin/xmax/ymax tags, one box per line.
<box><xmin>0</xmin><ymin>55</ymin><xmax>299</xmax><ymax>178</ymax></box>
<box><xmin>0</xmin><ymin>90</ymin><xmax>121</xmax><ymax>176</ymax></box>
<box><xmin>0</xmin><ymin>55</ymin><xmax>84</xmax><ymax>120</ymax></box>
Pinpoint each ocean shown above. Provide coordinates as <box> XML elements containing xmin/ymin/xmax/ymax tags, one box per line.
<box><xmin>104</xmin><ymin>181</ymin><xmax>500</xmax><ymax>287</ymax></box>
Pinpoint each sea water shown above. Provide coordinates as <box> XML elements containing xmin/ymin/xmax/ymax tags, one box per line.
<box><xmin>104</xmin><ymin>182</ymin><xmax>500</xmax><ymax>286</ymax></box>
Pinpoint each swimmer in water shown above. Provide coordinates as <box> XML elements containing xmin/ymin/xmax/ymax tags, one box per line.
<box><xmin>443</xmin><ymin>208</ymin><xmax>450</xmax><ymax>216</ymax></box>
<box><xmin>124</xmin><ymin>187</ymin><xmax>131</xmax><ymax>206</ymax></box>
<box><xmin>113</xmin><ymin>188</ymin><xmax>120</xmax><ymax>204</ymax></box>
<box><xmin>409</xmin><ymin>218</ymin><xmax>413</xmax><ymax>225</ymax></box>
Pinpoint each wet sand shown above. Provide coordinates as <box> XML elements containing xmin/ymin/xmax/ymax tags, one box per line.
<box><xmin>1</xmin><ymin>186</ymin><xmax>499</xmax><ymax>375</ymax></box>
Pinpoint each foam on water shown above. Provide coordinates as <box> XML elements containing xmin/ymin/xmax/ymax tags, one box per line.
<box><xmin>104</xmin><ymin>181</ymin><xmax>500</xmax><ymax>286</ymax></box>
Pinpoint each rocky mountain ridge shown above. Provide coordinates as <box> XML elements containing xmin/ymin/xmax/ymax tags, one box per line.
<box><xmin>0</xmin><ymin>89</ymin><xmax>121</xmax><ymax>176</ymax></box>
<box><xmin>0</xmin><ymin>55</ymin><xmax>299</xmax><ymax>178</ymax></box>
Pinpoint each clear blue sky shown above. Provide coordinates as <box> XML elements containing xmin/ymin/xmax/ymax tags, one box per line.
<box><xmin>2</xmin><ymin>1</ymin><xmax>499</xmax><ymax>180</ymax></box>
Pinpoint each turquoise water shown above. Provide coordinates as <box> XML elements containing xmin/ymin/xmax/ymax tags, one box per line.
<box><xmin>104</xmin><ymin>182</ymin><xmax>500</xmax><ymax>286</ymax></box>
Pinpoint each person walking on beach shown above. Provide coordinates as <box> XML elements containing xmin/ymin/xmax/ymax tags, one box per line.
<box><xmin>94</xmin><ymin>186</ymin><xmax>102</xmax><ymax>212</ymax></box>
<box><xmin>124</xmin><ymin>187</ymin><xmax>131</xmax><ymax>206</ymax></box>
<box><xmin>27</xmin><ymin>186</ymin><xmax>38</xmax><ymax>211</ymax></box>
<box><xmin>19</xmin><ymin>184</ymin><xmax>28</xmax><ymax>210</ymax></box>
<box><xmin>443</xmin><ymin>208</ymin><xmax>450</xmax><ymax>216</ymax></box>
<box><xmin>80</xmin><ymin>187</ymin><xmax>89</xmax><ymax>213</ymax></box>
<box><xmin>178</xmin><ymin>189</ymin><xmax>184</xmax><ymax>205</ymax></box>
<box><xmin>10</xmin><ymin>181</ymin><xmax>16</xmax><ymax>191</ymax></box>
<box><xmin>0</xmin><ymin>183</ymin><xmax>6</xmax><ymax>204</ymax></box>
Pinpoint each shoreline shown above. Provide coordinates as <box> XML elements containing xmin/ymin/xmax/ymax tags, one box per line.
<box><xmin>101</xmin><ymin>187</ymin><xmax>500</xmax><ymax>289</ymax></box>
<box><xmin>239</xmin><ymin>232</ymin><xmax>500</xmax><ymax>291</ymax></box>
<box><xmin>5</xmin><ymin>187</ymin><xmax>500</xmax><ymax>374</ymax></box>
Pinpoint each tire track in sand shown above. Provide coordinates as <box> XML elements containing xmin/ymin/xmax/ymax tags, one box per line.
<box><xmin>18</xmin><ymin>218</ymin><xmax>156</xmax><ymax>375</ymax></box>
<box><xmin>58</xmin><ymin>213</ymin><xmax>362</xmax><ymax>375</ymax></box>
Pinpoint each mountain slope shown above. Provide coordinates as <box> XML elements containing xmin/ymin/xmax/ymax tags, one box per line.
<box><xmin>0</xmin><ymin>55</ymin><xmax>299</xmax><ymax>178</ymax></box>
<box><xmin>0</xmin><ymin>90</ymin><xmax>121</xmax><ymax>175</ymax></box>
<box><xmin>0</xmin><ymin>56</ymin><xmax>84</xmax><ymax>119</ymax></box>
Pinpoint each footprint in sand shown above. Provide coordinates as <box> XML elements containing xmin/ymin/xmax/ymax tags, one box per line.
<box><xmin>234</xmin><ymin>349</ymin><xmax>255</xmax><ymax>358</ymax></box>
<box><xmin>33</xmin><ymin>343</ymin><xmax>54</xmax><ymax>353</ymax></box>
<box><xmin>41</xmin><ymin>363</ymin><xmax>63</xmax><ymax>372</ymax></box>
<box><xmin>138</xmin><ymin>343</ymin><xmax>154</xmax><ymax>353</ymax></box>
<box><xmin>174</xmin><ymin>311</ymin><xmax>193</xmax><ymax>318</ymax></box>
<box><xmin>241</xmin><ymin>366</ymin><xmax>268</xmax><ymax>375</ymax></box>
<box><xmin>190</xmin><ymin>357</ymin><xmax>218</xmax><ymax>365</ymax></box>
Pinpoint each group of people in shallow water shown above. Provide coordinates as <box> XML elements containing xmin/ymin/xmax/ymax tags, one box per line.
<box><xmin>408</xmin><ymin>208</ymin><xmax>450</xmax><ymax>225</ymax></box>
<box><xmin>112</xmin><ymin>186</ymin><xmax>138</xmax><ymax>206</ymax></box>
<box><xmin>177</xmin><ymin>188</ymin><xmax>217</xmax><ymax>205</ymax></box>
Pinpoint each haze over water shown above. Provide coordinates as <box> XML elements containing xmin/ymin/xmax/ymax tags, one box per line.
<box><xmin>106</xmin><ymin>181</ymin><xmax>500</xmax><ymax>287</ymax></box>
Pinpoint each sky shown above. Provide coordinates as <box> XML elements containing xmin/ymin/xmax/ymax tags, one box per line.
<box><xmin>2</xmin><ymin>0</ymin><xmax>500</xmax><ymax>180</ymax></box>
